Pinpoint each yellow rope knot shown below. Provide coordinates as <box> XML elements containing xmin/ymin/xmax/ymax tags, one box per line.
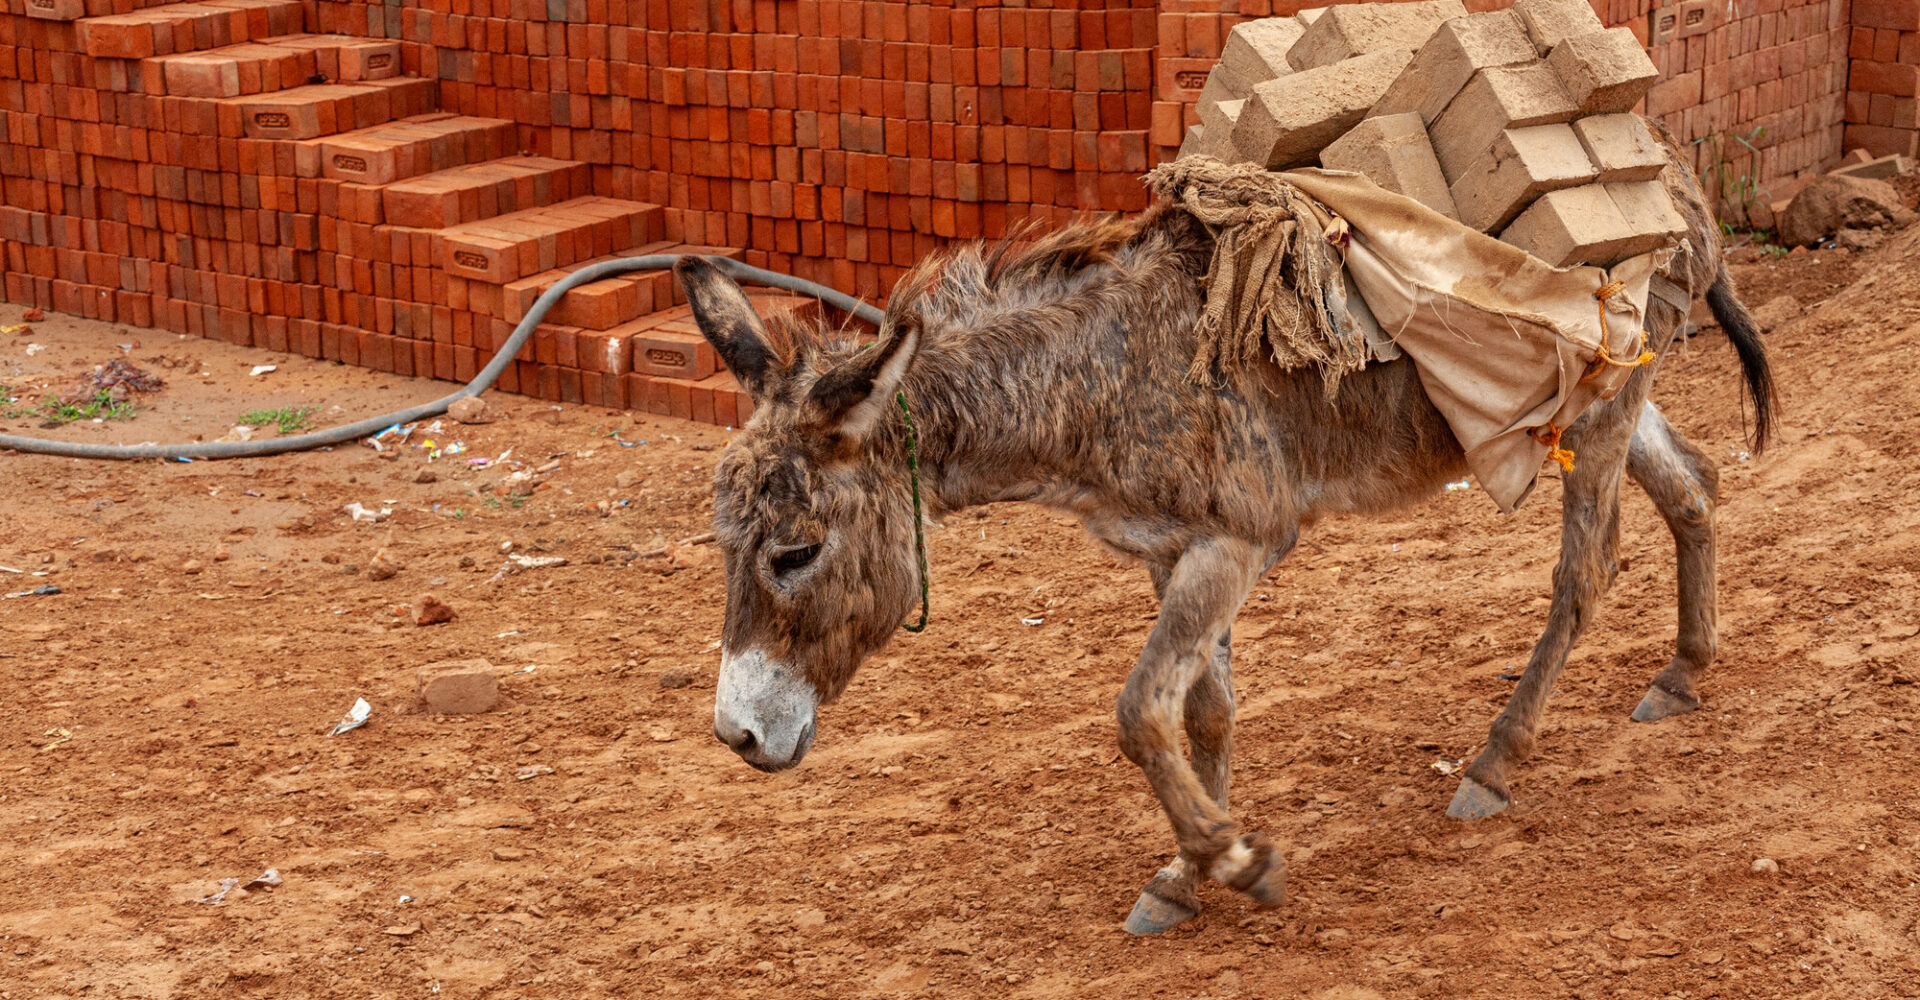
<box><xmin>1584</xmin><ymin>278</ymin><xmax>1657</xmax><ymax>382</ymax></box>
<box><xmin>1531</xmin><ymin>422</ymin><xmax>1576</xmax><ymax>472</ymax></box>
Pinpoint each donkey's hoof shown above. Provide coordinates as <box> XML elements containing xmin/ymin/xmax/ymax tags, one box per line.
<box><xmin>1242</xmin><ymin>858</ymin><xmax>1286</xmax><ymax>909</ymax></box>
<box><xmin>1630</xmin><ymin>684</ymin><xmax>1699</xmax><ymax>722</ymax></box>
<box><xmin>1123</xmin><ymin>890</ymin><xmax>1200</xmax><ymax>935</ymax></box>
<box><xmin>1446</xmin><ymin>776</ymin><xmax>1511</xmax><ymax>821</ymax></box>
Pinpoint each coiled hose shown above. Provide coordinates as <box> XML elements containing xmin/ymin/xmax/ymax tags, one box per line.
<box><xmin>0</xmin><ymin>256</ymin><xmax>884</xmax><ymax>461</ymax></box>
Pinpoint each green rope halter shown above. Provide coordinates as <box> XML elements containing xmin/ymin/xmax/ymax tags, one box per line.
<box><xmin>895</xmin><ymin>390</ymin><xmax>930</xmax><ymax>633</ymax></box>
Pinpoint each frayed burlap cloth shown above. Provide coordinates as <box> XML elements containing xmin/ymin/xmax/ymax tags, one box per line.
<box><xmin>1145</xmin><ymin>158</ymin><xmax>1370</xmax><ymax>398</ymax></box>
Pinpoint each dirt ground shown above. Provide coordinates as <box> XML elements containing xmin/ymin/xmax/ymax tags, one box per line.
<box><xmin>2</xmin><ymin>228</ymin><xmax>1918</xmax><ymax>1000</ymax></box>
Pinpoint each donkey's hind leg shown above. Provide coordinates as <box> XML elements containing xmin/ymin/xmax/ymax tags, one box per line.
<box><xmin>1126</xmin><ymin>628</ymin><xmax>1236</xmax><ymax>934</ymax></box>
<box><xmin>1449</xmin><ymin>387</ymin><xmax>1643</xmax><ymax>821</ymax></box>
<box><xmin>1625</xmin><ymin>400</ymin><xmax>1720</xmax><ymax>721</ymax></box>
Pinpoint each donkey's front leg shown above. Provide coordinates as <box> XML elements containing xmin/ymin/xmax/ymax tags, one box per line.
<box><xmin>1116</xmin><ymin>537</ymin><xmax>1275</xmax><ymax>932</ymax></box>
<box><xmin>1124</xmin><ymin>630</ymin><xmax>1235</xmax><ymax>934</ymax></box>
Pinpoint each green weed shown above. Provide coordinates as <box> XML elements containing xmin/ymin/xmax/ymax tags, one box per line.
<box><xmin>6</xmin><ymin>388</ymin><xmax>137</xmax><ymax>423</ymax></box>
<box><xmin>238</xmin><ymin>405</ymin><xmax>318</xmax><ymax>434</ymax></box>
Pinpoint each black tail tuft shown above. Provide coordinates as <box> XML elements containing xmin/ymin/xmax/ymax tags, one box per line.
<box><xmin>1705</xmin><ymin>268</ymin><xmax>1777</xmax><ymax>454</ymax></box>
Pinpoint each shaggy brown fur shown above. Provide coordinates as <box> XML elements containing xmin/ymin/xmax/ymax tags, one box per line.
<box><xmin>676</xmin><ymin>141</ymin><xmax>1774</xmax><ymax>932</ymax></box>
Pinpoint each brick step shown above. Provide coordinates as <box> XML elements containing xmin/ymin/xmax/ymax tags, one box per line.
<box><xmin>437</xmin><ymin>197</ymin><xmax>667</xmax><ymax>285</ymax></box>
<box><xmin>306</xmin><ymin>114</ymin><xmax>519</xmax><ymax>185</ymax></box>
<box><xmin>379</xmin><ymin>156</ymin><xmax>592</xmax><ymax>230</ymax></box>
<box><xmin>75</xmin><ymin>0</ymin><xmax>305</xmax><ymax>58</ymax></box>
<box><xmin>140</xmin><ymin>34</ymin><xmax>400</xmax><ymax>98</ymax></box>
<box><xmin>218</xmin><ymin>76</ymin><xmax>437</xmax><ymax>141</ymax></box>
<box><xmin>493</xmin><ymin>242</ymin><xmax>746</xmax><ymax>328</ymax></box>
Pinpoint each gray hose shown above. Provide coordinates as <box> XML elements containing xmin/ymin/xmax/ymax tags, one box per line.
<box><xmin>0</xmin><ymin>256</ymin><xmax>884</xmax><ymax>461</ymax></box>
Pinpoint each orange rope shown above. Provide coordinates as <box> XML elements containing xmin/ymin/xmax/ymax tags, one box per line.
<box><xmin>1584</xmin><ymin>279</ymin><xmax>1657</xmax><ymax>382</ymax></box>
<box><xmin>1531</xmin><ymin>422</ymin><xmax>1576</xmax><ymax>472</ymax></box>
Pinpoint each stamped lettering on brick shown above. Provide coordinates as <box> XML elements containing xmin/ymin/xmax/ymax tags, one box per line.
<box><xmin>453</xmin><ymin>251</ymin><xmax>489</xmax><ymax>269</ymax></box>
<box><xmin>333</xmin><ymin>154</ymin><xmax>367</xmax><ymax>171</ymax></box>
<box><xmin>255</xmin><ymin>112</ymin><xmax>291</xmax><ymax>128</ymax></box>
<box><xmin>368</xmin><ymin>54</ymin><xmax>392</xmax><ymax>69</ymax></box>
<box><xmin>1174</xmin><ymin>70</ymin><xmax>1209</xmax><ymax>90</ymax></box>
<box><xmin>29</xmin><ymin>0</ymin><xmax>53</xmax><ymax>9</ymax></box>
<box><xmin>647</xmin><ymin>348</ymin><xmax>689</xmax><ymax>368</ymax></box>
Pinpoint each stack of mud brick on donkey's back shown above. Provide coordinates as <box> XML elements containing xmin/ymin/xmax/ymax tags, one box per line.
<box><xmin>1182</xmin><ymin>0</ymin><xmax>1688</xmax><ymax>268</ymax></box>
<box><xmin>0</xmin><ymin>0</ymin><xmax>843</xmax><ymax>425</ymax></box>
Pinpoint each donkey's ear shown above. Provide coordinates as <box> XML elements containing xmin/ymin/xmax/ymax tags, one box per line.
<box><xmin>674</xmin><ymin>256</ymin><xmax>778</xmax><ymax>400</ymax></box>
<box><xmin>803</xmin><ymin>314</ymin><xmax>922</xmax><ymax>441</ymax></box>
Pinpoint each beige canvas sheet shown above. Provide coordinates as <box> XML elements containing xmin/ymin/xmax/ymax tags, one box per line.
<box><xmin>1280</xmin><ymin>168</ymin><xmax>1666</xmax><ymax>512</ymax></box>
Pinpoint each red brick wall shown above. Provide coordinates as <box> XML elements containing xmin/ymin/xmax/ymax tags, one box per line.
<box><xmin>314</xmin><ymin>0</ymin><xmax>1164</xmax><ymax>302</ymax></box>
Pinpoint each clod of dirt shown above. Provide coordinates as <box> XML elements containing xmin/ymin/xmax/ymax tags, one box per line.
<box><xmin>491</xmin><ymin>847</ymin><xmax>528</xmax><ymax>861</ymax></box>
<box><xmin>1749</xmin><ymin>295</ymin><xmax>1802</xmax><ymax>332</ymax></box>
<box><xmin>448</xmin><ymin>397</ymin><xmax>494</xmax><ymax>424</ymax></box>
<box><xmin>615</xmin><ymin>471</ymin><xmax>641</xmax><ymax>489</ymax></box>
<box><xmin>411</xmin><ymin>593</ymin><xmax>457</xmax><ymax>626</ymax></box>
<box><xmin>181</xmin><ymin>559</ymin><xmax>203</xmax><ymax>575</ymax></box>
<box><xmin>367</xmin><ymin>549</ymin><xmax>403</xmax><ymax>581</ymax></box>
<box><xmin>1751</xmin><ymin>857</ymin><xmax>1780</xmax><ymax>874</ymax></box>
<box><xmin>658</xmin><ymin>669</ymin><xmax>695</xmax><ymax>690</ymax></box>
<box><xmin>1779</xmin><ymin>174</ymin><xmax>1916</xmax><ymax>247</ymax></box>
<box><xmin>212</xmin><ymin>547</ymin><xmax>230</xmax><ymax>562</ymax></box>
<box><xmin>22</xmin><ymin>307</ymin><xmax>43</xmax><ymax>322</ymax></box>
<box><xmin>417</xmin><ymin>658</ymin><xmax>498</xmax><ymax>714</ymax></box>
<box><xmin>414</xmin><ymin>468</ymin><xmax>437</xmax><ymax>484</ymax></box>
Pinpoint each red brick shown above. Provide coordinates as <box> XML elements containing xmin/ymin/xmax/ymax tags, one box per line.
<box><xmin>1854</xmin><ymin>0</ymin><xmax>1920</xmax><ymax>30</ymax></box>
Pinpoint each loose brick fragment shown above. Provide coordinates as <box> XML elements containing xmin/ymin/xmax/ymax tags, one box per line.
<box><xmin>1286</xmin><ymin>0</ymin><xmax>1468</xmax><ymax>71</ymax></box>
<box><xmin>417</xmin><ymin>658</ymin><xmax>498</xmax><ymax>714</ymax></box>
<box><xmin>1369</xmin><ymin>11</ymin><xmax>1538</xmax><ymax>125</ymax></box>
<box><xmin>1546</xmin><ymin>28</ymin><xmax>1660</xmax><ymax>115</ymax></box>
<box><xmin>1429</xmin><ymin>64</ymin><xmax>1580</xmax><ymax>181</ymax></box>
<box><xmin>1449</xmin><ymin>124</ymin><xmax>1598</xmax><ymax>232</ymax></box>
<box><xmin>1572</xmin><ymin>114</ymin><xmax>1667</xmax><ymax>182</ymax></box>
<box><xmin>1321</xmin><ymin>113</ymin><xmax>1460</xmax><ymax>219</ymax></box>
<box><xmin>1511</xmin><ymin>0</ymin><xmax>1607</xmax><ymax>55</ymax></box>
<box><xmin>1234</xmin><ymin>49</ymin><xmax>1415</xmax><ymax>170</ymax></box>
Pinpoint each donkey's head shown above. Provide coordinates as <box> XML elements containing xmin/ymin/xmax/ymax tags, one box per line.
<box><xmin>675</xmin><ymin>257</ymin><xmax>925</xmax><ymax>772</ymax></box>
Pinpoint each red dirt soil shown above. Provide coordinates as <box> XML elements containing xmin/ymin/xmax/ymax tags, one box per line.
<box><xmin>1</xmin><ymin>231</ymin><xmax>1917</xmax><ymax>1000</ymax></box>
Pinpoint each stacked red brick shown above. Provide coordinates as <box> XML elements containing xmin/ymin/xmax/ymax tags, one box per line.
<box><xmin>1845</xmin><ymin>0</ymin><xmax>1920</xmax><ymax>158</ymax></box>
<box><xmin>315</xmin><ymin>0</ymin><xmax>1164</xmax><ymax>302</ymax></box>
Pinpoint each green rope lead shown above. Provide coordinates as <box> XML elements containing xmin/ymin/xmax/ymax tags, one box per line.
<box><xmin>896</xmin><ymin>390</ymin><xmax>931</xmax><ymax>633</ymax></box>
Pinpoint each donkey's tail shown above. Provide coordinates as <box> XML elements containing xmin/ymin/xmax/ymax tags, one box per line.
<box><xmin>1705</xmin><ymin>265</ymin><xmax>1777</xmax><ymax>454</ymax></box>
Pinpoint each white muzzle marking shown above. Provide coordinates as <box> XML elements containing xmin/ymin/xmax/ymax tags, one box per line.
<box><xmin>713</xmin><ymin>648</ymin><xmax>818</xmax><ymax>772</ymax></box>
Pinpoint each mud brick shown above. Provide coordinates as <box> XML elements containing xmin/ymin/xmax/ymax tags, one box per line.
<box><xmin>1322</xmin><ymin>113</ymin><xmax>1459</xmax><ymax>219</ymax></box>
<box><xmin>1234</xmin><ymin>49</ymin><xmax>1414</xmax><ymax>169</ymax></box>
<box><xmin>336</xmin><ymin>39</ymin><xmax>401</xmax><ymax>81</ymax></box>
<box><xmin>1510</xmin><ymin>0</ymin><xmax>1606</xmax><ymax>56</ymax></box>
<box><xmin>159</xmin><ymin>55</ymin><xmax>243</xmax><ymax>98</ymax></box>
<box><xmin>441</xmin><ymin>232</ymin><xmax>522</xmax><ymax>283</ymax></box>
<box><xmin>576</xmin><ymin>330</ymin><xmax>634</xmax><ymax>374</ymax></box>
<box><xmin>1429</xmin><ymin>64</ymin><xmax>1579</xmax><ymax>182</ymax></box>
<box><xmin>1546</xmin><ymin>29</ymin><xmax>1659</xmax><ymax>115</ymax></box>
<box><xmin>1220</xmin><ymin>18</ymin><xmax>1305</xmax><ymax>84</ymax></box>
<box><xmin>1286</xmin><ymin>0</ymin><xmax>1467</xmax><ymax>71</ymax></box>
<box><xmin>1369</xmin><ymin>11</ymin><xmax>1537</xmax><ymax>125</ymax></box>
<box><xmin>1450</xmin><ymin>123</ymin><xmax>1598</xmax><ymax>232</ymax></box>
<box><xmin>1572</xmin><ymin>114</ymin><xmax>1667</xmax><ymax>183</ymax></box>
<box><xmin>1831</xmin><ymin>153</ymin><xmax>1916</xmax><ymax>180</ymax></box>
<box><xmin>632</xmin><ymin>325</ymin><xmax>718</xmax><ymax>380</ymax></box>
<box><xmin>1192</xmin><ymin>100</ymin><xmax>1248</xmax><ymax>162</ymax></box>
<box><xmin>1197</xmin><ymin>63</ymin><xmax>1251</xmax><ymax>111</ymax></box>
<box><xmin>550</xmin><ymin>277</ymin><xmax>642</xmax><ymax>330</ymax></box>
<box><xmin>1178</xmin><ymin>124</ymin><xmax>1208</xmax><ymax>159</ymax></box>
<box><xmin>1604</xmin><ymin>180</ymin><xmax>1689</xmax><ymax>256</ymax></box>
<box><xmin>1498</xmin><ymin>183</ymin><xmax>1637</xmax><ymax>267</ymax></box>
<box><xmin>24</xmin><ymin>0</ymin><xmax>86</xmax><ymax>20</ymax></box>
<box><xmin>1853</xmin><ymin>0</ymin><xmax>1920</xmax><ymax>30</ymax></box>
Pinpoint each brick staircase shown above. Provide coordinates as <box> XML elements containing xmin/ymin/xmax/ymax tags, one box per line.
<box><xmin>0</xmin><ymin>0</ymin><xmax>799</xmax><ymax>427</ymax></box>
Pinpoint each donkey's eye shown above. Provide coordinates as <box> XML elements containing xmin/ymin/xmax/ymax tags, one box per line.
<box><xmin>770</xmin><ymin>544</ymin><xmax>821</xmax><ymax>576</ymax></box>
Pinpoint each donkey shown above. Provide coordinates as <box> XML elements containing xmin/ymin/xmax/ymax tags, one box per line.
<box><xmin>673</xmin><ymin>149</ymin><xmax>1775</xmax><ymax>934</ymax></box>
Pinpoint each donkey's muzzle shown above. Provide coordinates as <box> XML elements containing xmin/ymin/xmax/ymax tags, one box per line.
<box><xmin>713</xmin><ymin>648</ymin><xmax>818</xmax><ymax>772</ymax></box>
